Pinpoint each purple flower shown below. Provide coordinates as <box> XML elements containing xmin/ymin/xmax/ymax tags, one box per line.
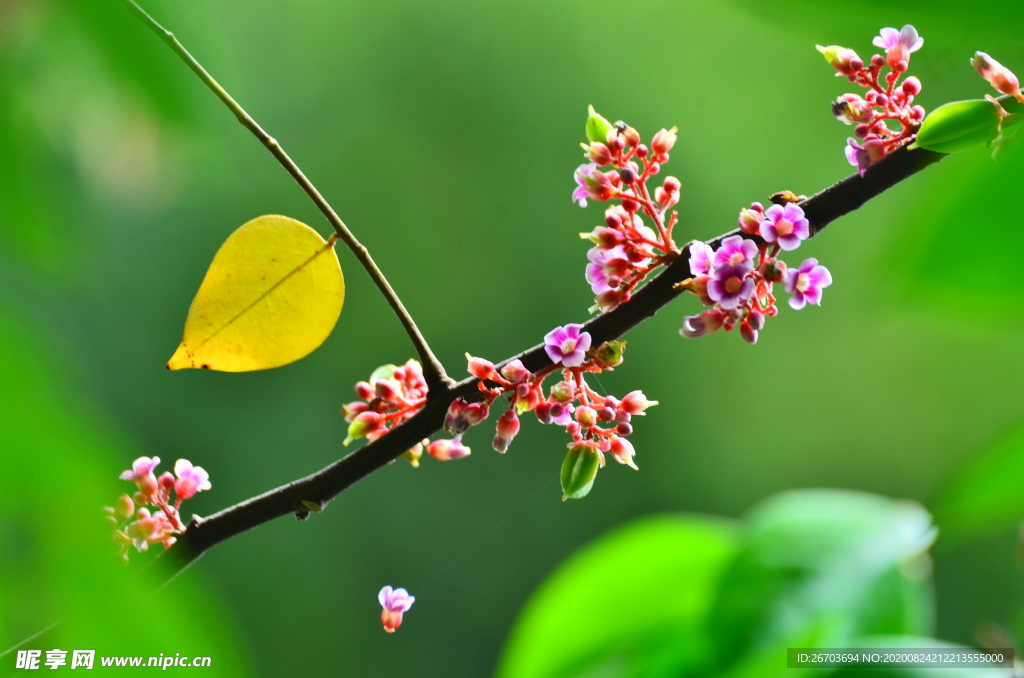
<box><xmin>544</xmin><ymin>324</ymin><xmax>592</xmax><ymax>367</ymax></box>
<box><xmin>713</xmin><ymin>235</ymin><xmax>758</xmax><ymax>269</ymax></box>
<box><xmin>707</xmin><ymin>264</ymin><xmax>755</xmax><ymax>310</ymax></box>
<box><xmin>688</xmin><ymin>242</ymin><xmax>714</xmax><ymax>276</ymax></box>
<box><xmin>872</xmin><ymin>25</ymin><xmax>923</xmax><ymax>69</ymax></box>
<box><xmin>759</xmin><ymin>204</ymin><xmax>809</xmax><ymax>252</ymax></box>
<box><xmin>586</xmin><ymin>246</ymin><xmax>629</xmax><ymax>294</ymax></box>
<box><xmin>379</xmin><ymin>586</ymin><xmax>415</xmax><ymax>633</ymax></box>
<box><xmin>783</xmin><ymin>258</ymin><xmax>833</xmax><ymax>309</ymax></box>
<box><xmin>572</xmin><ymin>163</ymin><xmax>596</xmax><ymax>207</ymax></box>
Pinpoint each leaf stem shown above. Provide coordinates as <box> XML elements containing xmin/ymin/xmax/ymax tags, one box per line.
<box><xmin>122</xmin><ymin>0</ymin><xmax>454</xmax><ymax>394</ymax></box>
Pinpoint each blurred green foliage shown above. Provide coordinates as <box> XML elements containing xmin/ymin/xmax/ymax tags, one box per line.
<box><xmin>2</xmin><ymin>0</ymin><xmax>1024</xmax><ymax>675</ymax></box>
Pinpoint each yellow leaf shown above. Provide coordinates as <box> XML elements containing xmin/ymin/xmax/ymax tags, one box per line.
<box><xmin>167</xmin><ymin>214</ymin><xmax>344</xmax><ymax>372</ymax></box>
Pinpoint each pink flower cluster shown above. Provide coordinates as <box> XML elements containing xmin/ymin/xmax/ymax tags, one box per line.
<box><xmin>445</xmin><ymin>325</ymin><xmax>655</xmax><ymax>496</ymax></box>
<box><xmin>341</xmin><ymin>359</ymin><xmax>432</xmax><ymax>465</ymax></box>
<box><xmin>574</xmin><ymin>108</ymin><xmax>682</xmax><ymax>313</ymax></box>
<box><xmin>106</xmin><ymin>456</ymin><xmax>211</xmax><ymax>562</ymax></box>
<box><xmin>681</xmin><ymin>200</ymin><xmax>832</xmax><ymax>344</ymax></box>
<box><xmin>818</xmin><ymin>25</ymin><xmax>927</xmax><ymax>174</ymax></box>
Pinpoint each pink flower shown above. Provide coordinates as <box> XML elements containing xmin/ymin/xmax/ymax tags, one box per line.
<box><xmin>120</xmin><ymin>456</ymin><xmax>161</xmax><ymax>496</ymax></box>
<box><xmin>125</xmin><ymin>508</ymin><xmax>175</xmax><ymax>552</ymax></box>
<box><xmin>173</xmin><ymin>459</ymin><xmax>211</xmax><ymax>500</ymax></box>
<box><xmin>379</xmin><ymin>586</ymin><xmax>415</xmax><ymax>633</ymax></box>
<box><xmin>783</xmin><ymin>258</ymin><xmax>833</xmax><ymax>310</ymax></box>
<box><xmin>544</xmin><ymin>324</ymin><xmax>592</xmax><ymax>367</ymax></box>
<box><xmin>971</xmin><ymin>52</ymin><xmax>1021</xmax><ymax>98</ymax></box>
<box><xmin>872</xmin><ymin>25</ymin><xmax>923</xmax><ymax>71</ymax></box>
<box><xmin>586</xmin><ymin>246</ymin><xmax>630</xmax><ymax>294</ymax></box>
<box><xmin>427</xmin><ymin>439</ymin><xmax>471</xmax><ymax>461</ymax></box>
<box><xmin>759</xmin><ymin>204</ymin><xmax>809</xmax><ymax>251</ymax></box>
<box><xmin>713</xmin><ymin>235</ymin><xmax>758</xmax><ymax>269</ymax></box>
<box><xmin>688</xmin><ymin>242</ymin><xmax>714</xmax><ymax>276</ymax></box>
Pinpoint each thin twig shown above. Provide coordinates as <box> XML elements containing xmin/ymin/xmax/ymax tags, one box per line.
<box><xmin>122</xmin><ymin>0</ymin><xmax>454</xmax><ymax>394</ymax></box>
<box><xmin>161</xmin><ymin>144</ymin><xmax>946</xmax><ymax>576</ymax></box>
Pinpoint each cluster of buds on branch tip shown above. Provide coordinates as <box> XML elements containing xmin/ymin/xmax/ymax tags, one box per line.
<box><xmin>818</xmin><ymin>25</ymin><xmax>927</xmax><ymax>174</ymax></box>
<box><xmin>456</xmin><ymin>325</ymin><xmax>656</xmax><ymax>500</ymax></box>
<box><xmin>574</xmin><ymin>106</ymin><xmax>682</xmax><ymax>313</ymax></box>
<box><xmin>106</xmin><ymin>456</ymin><xmax>211</xmax><ymax>562</ymax></box>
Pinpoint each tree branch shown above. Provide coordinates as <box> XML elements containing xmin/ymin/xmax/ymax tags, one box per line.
<box><xmin>161</xmin><ymin>143</ymin><xmax>945</xmax><ymax>577</ymax></box>
<box><xmin>122</xmin><ymin>0</ymin><xmax>454</xmax><ymax>393</ymax></box>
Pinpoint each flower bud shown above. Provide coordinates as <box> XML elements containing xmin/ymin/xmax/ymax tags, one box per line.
<box><xmin>492</xmin><ymin>410</ymin><xmax>520</xmax><ymax>454</ymax></box>
<box><xmin>344</xmin><ymin>411</ymin><xmax>382</xmax><ymax>446</ymax></box>
<box><xmin>609</xmin><ymin>435</ymin><xmax>638</xmax><ymax>469</ymax></box>
<box><xmin>582</xmin><ymin>141</ymin><xmax>612</xmax><ymax>165</ymax></box>
<box><xmin>466</xmin><ymin>354</ymin><xmax>500</xmax><ymax>381</ymax></box>
<box><xmin>427</xmin><ymin>438</ymin><xmax>471</xmax><ymax>461</ymax></box>
<box><xmin>651</xmin><ymin>127</ymin><xmax>678</xmax><ymax>156</ymax></box>
<box><xmin>158</xmin><ymin>472</ymin><xmax>176</xmax><ymax>491</ymax></box>
<box><xmin>355</xmin><ymin>381</ymin><xmax>374</xmax><ymax>400</ymax></box>
<box><xmin>341</xmin><ymin>400</ymin><xmax>370</xmax><ymax>422</ymax></box>
<box><xmin>620</xmin><ymin>390</ymin><xmax>658</xmax><ymax>415</ymax></box>
<box><xmin>444</xmin><ymin>398</ymin><xmax>489</xmax><ymax>435</ymax></box>
<box><xmin>747</xmin><ymin>310</ymin><xmax>765</xmax><ymax>332</ymax></box>
<box><xmin>592</xmin><ymin>340</ymin><xmax>626</xmax><ymax>369</ymax></box>
<box><xmin>374</xmin><ymin>378</ymin><xmax>398</xmax><ymax>400</ymax></box>
<box><xmin>901</xmin><ymin>76</ymin><xmax>922</xmax><ymax>97</ymax></box>
<box><xmin>585</xmin><ymin>105</ymin><xmax>615</xmax><ymax>144</ymax></box>
<box><xmin>831</xmin><ymin>94</ymin><xmax>874</xmax><ymax>125</ymax></box>
<box><xmin>500</xmin><ymin>359</ymin><xmax>531</xmax><ymax>383</ymax></box>
<box><xmin>115</xmin><ymin>494</ymin><xmax>135</xmax><ymax>520</ymax></box>
<box><xmin>575</xmin><ymin>406</ymin><xmax>597</xmax><ymax>428</ymax></box>
<box><xmin>740</xmin><ymin>320</ymin><xmax>759</xmax><ymax>345</ymax></box>
<box><xmin>816</xmin><ymin>45</ymin><xmax>863</xmax><ymax>75</ymax></box>
<box><xmin>622</xmin><ymin>126</ymin><xmax>641</xmax><ymax>147</ymax></box>
<box><xmin>971</xmin><ymin>52</ymin><xmax>1021</xmax><ymax>97</ymax></box>
<box><xmin>549</xmin><ymin>380</ymin><xmax>575</xmax><ymax>403</ymax></box>
<box><xmin>738</xmin><ymin>203</ymin><xmax>764</xmax><ymax>234</ymax></box>
<box><xmin>560</xmin><ymin>442</ymin><xmax>602</xmax><ymax>500</ymax></box>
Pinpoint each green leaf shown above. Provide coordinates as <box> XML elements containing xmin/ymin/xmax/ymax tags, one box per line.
<box><xmin>708</xmin><ymin>490</ymin><xmax>937</xmax><ymax>677</ymax></box>
<box><xmin>931</xmin><ymin>421</ymin><xmax>1024</xmax><ymax>542</ymax></box>
<box><xmin>912</xmin><ymin>99</ymin><xmax>1002</xmax><ymax>154</ymax></box>
<box><xmin>497</xmin><ymin>515</ymin><xmax>739</xmax><ymax>678</ymax></box>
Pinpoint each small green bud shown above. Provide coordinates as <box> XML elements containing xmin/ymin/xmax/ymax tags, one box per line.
<box><xmin>560</xmin><ymin>442</ymin><xmax>601</xmax><ymax>501</ymax></box>
<box><xmin>586</xmin><ymin>105</ymin><xmax>615</xmax><ymax>145</ymax></box>
<box><xmin>368</xmin><ymin>364</ymin><xmax>398</xmax><ymax>382</ymax></box>
<box><xmin>593</xmin><ymin>340</ymin><xmax>626</xmax><ymax>369</ymax></box>
<box><xmin>300</xmin><ymin>500</ymin><xmax>323</xmax><ymax>513</ymax></box>
<box><xmin>913</xmin><ymin>98</ymin><xmax>1004</xmax><ymax>154</ymax></box>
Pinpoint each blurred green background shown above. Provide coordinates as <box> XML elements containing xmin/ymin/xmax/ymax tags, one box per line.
<box><xmin>2</xmin><ymin>0</ymin><xmax>1024</xmax><ymax>675</ymax></box>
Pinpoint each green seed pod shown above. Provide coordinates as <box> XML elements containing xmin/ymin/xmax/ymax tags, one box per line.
<box><xmin>560</xmin><ymin>442</ymin><xmax>601</xmax><ymax>501</ymax></box>
<box><xmin>913</xmin><ymin>98</ymin><xmax>1003</xmax><ymax>153</ymax></box>
<box><xmin>585</xmin><ymin>105</ymin><xmax>615</xmax><ymax>145</ymax></box>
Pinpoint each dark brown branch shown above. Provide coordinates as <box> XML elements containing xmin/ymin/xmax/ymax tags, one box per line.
<box><xmin>162</xmin><ymin>144</ymin><xmax>945</xmax><ymax>577</ymax></box>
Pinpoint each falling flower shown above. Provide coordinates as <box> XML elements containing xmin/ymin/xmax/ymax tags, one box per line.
<box><xmin>759</xmin><ymin>204</ymin><xmax>810</xmax><ymax>252</ymax></box>
<box><xmin>783</xmin><ymin>258</ymin><xmax>833</xmax><ymax>309</ymax></box>
<box><xmin>379</xmin><ymin>586</ymin><xmax>415</xmax><ymax>633</ymax></box>
<box><xmin>544</xmin><ymin>324</ymin><xmax>592</xmax><ymax>367</ymax></box>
